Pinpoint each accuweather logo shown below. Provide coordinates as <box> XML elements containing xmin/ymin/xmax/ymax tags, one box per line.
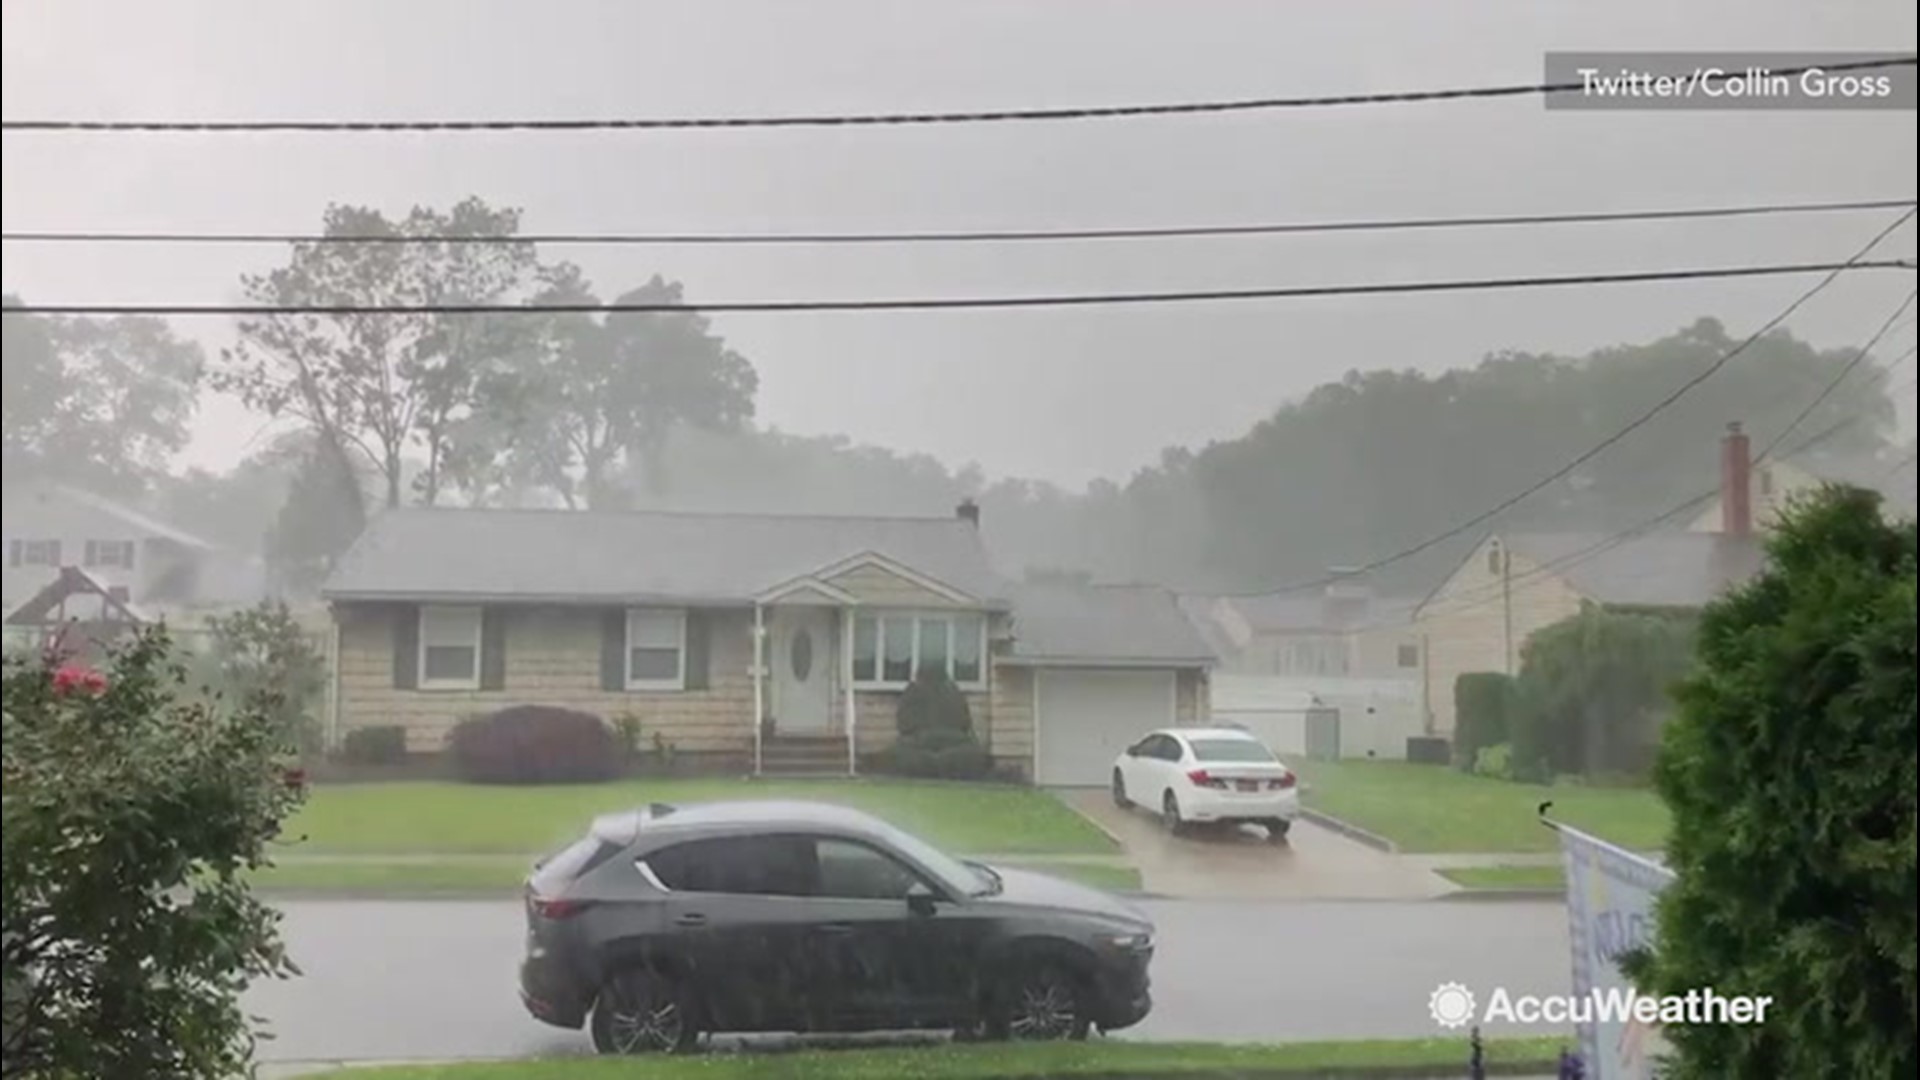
<box><xmin>1427</xmin><ymin>982</ymin><xmax>1773</xmax><ymax>1028</ymax></box>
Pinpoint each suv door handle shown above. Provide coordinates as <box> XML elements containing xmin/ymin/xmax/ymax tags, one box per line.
<box><xmin>815</xmin><ymin>922</ymin><xmax>854</xmax><ymax>935</ymax></box>
<box><xmin>675</xmin><ymin>912</ymin><xmax>708</xmax><ymax>927</ymax></box>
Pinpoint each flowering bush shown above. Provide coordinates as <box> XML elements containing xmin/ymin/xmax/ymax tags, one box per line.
<box><xmin>2</xmin><ymin>628</ymin><xmax>304</xmax><ymax>1078</ymax></box>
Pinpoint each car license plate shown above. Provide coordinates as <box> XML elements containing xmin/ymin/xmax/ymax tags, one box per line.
<box><xmin>1235</xmin><ymin>780</ymin><xmax>1260</xmax><ymax>792</ymax></box>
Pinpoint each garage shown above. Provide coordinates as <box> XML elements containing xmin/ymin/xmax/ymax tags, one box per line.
<box><xmin>1035</xmin><ymin>668</ymin><xmax>1176</xmax><ymax>787</ymax></box>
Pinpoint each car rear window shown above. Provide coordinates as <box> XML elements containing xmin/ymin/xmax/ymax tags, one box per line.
<box><xmin>530</xmin><ymin>835</ymin><xmax>620</xmax><ymax>892</ymax></box>
<box><xmin>1189</xmin><ymin>737</ymin><xmax>1277</xmax><ymax>763</ymax></box>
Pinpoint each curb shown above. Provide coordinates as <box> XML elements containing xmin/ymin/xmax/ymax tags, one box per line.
<box><xmin>1298</xmin><ymin>808</ymin><xmax>1398</xmax><ymax>853</ymax></box>
<box><xmin>1436</xmin><ymin>887</ymin><xmax>1567</xmax><ymax>903</ymax></box>
<box><xmin>1052</xmin><ymin>792</ymin><xmax>1133</xmax><ymax>854</ymax></box>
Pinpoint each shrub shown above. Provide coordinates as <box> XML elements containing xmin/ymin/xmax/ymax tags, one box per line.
<box><xmin>1471</xmin><ymin>741</ymin><xmax>1514</xmax><ymax>781</ymax></box>
<box><xmin>1452</xmin><ymin>672</ymin><xmax>1516</xmax><ymax>770</ymax></box>
<box><xmin>1511</xmin><ymin>605</ymin><xmax>1695</xmax><ymax>779</ymax></box>
<box><xmin>1623</xmin><ymin>486</ymin><xmax>1917</xmax><ymax>1077</ymax></box>
<box><xmin>897</xmin><ymin>669</ymin><xmax>975</xmax><ymax>739</ymax></box>
<box><xmin>204</xmin><ymin>601</ymin><xmax>329</xmax><ymax>761</ymax></box>
<box><xmin>448</xmin><ymin>705</ymin><xmax>620</xmax><ymax>784</ymax></box>
<box><xmin>341</xmin><ymin>724</ymin><xmax>409</xmax><ymax>765</ymax></box>
<box><xmin>2</xmin><ymin>627</ymin><xmax>303</xmax><ymax>1078</ymax></box>
<box><xmin>886</xmin><ymin>671</ymin><xmax>992</xmax><ymax>780</ymax></box>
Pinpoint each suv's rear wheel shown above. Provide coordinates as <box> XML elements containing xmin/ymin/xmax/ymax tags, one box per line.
<box><xmin>590</xmin><ymin>968</ymin><xmax>699</xmax><ymax>1055</ymax></box>
<box><xmin>985</xmin><ymin>962</ymin><xmax>1093</xmax><ymax>1042</ymax></box>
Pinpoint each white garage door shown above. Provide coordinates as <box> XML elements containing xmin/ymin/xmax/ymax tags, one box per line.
<box><xmin>1036</xmin><ymin>668</ymin><xmax>1176</xmax><ymax>787</ymax></box>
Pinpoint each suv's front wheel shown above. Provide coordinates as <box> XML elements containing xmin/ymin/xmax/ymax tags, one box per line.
<box><xmin>983</xmin><ymin>962</ymin><xmax>1093</xmax><ymax>1042</ymax></box>
<box><xmin>590</xmin><ymin>968</ymin><xmax>699</xmax><ymax>1055</ymax></box>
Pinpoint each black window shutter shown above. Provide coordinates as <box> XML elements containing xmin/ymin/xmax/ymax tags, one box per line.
<box><xmin>391</xmin><ymin>604</ymin><xmax>420</xmax><ymax>689</ymax></box>
<box><xmin>684</xmin><ymin>611</ymin><xmax>711</xmax><ymax>691</ymax></box>
<box><xmin>599</xmin><ymin>608</ymin><xmax>626</xmax><ymax>691</ymax></box>
<box><xmin>479</xmin><ymin>607</ymin><xmax>508</xmax><ymax>690</ymax></box>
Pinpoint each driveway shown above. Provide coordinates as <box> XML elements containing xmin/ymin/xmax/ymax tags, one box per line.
<box><xmin>1058</xmin><ymin>788</ymin><xmax>1452</xmax><ymax>901</ymax></box>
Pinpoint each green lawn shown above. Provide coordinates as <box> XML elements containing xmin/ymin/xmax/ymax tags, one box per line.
<box><xmin>286</xmin><ymin>779</ymin><xmax>1117</xmax><ymax>858</ymax></box>
<box><xmin>1297</xmin><ymin>760</ymin><xmax>1668</xmax><ymax>854</ymax></box>
<box><xmin>1437</xmin><ymin>865</ymin><xmax>1569</xmax><ymax>892</ymax></box>
<box><xmin>250</xmin><ymin>857</ymin><xmax>1143</xmax><ymax>897</ymax></box>
<box><xmin>304</xmin><ymin>1037</ymin><xmax>1572</xmax><ymax>1079</ymax></box>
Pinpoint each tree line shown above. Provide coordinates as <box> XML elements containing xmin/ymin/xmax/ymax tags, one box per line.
<box><xmin>4</xmin><ymin>194</ymin><xmax>1911</xmax><ymax>597</ymax></box>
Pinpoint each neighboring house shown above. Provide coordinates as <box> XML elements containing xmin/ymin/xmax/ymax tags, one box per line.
<box><xmin>0</xmin><ymin>482</ymin><xmax>241</xmax><ymax>614</ymax></box>
<box><xmin>1179</xmin><ymin>579</ymin><xmax>1422</xmax><ymax>680</ymax></box>
<box><xmin>1415</xmin><ymin>424</ymin><xmax>1768</xmax><ymax>736</ymax></box>
<box><xmin>319</xmin><ymin>500</ymin><xmax>1213</xmax><ymax>785</ymax></box>
<box><xmin>1688</xmin><ymin>435</ymin><xmax>1918</xmax><ymax>533</ymax></box>
<box><xmin>1179</xmin><ymin>579</ymin><xmax>1425</xmax><ymax>760</ymax></box>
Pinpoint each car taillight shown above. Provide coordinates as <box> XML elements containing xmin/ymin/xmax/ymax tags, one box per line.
<box><xmin>1271</xmin><ymin>772</ymin><xmax>1297</xmax><ymax>790</ymax></box>
<box><xmin>528</xmin><ymin>896</ymin><xmax>590</xmax><ymax>920</ymax></box>
<box><xmin>1186</xmin><ymin>769</ymin><xmax>1228</xmax><ymax>790</ymax></box>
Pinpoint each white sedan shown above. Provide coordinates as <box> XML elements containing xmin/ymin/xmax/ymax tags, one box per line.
<box><xmin>1110</xmin><ymin>727</ymin><xmax>1300</xmax><ymax>840</ymax></box>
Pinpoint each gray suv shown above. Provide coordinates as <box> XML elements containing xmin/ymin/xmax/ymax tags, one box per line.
<box><xmin>518</xmin><ymin>800</ymin><xmax>1155</xmax><ymax>1054</ymax></box>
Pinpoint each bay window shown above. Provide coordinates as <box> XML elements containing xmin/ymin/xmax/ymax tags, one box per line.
<box><xmin>851</xmin><ymin>612</ymin><xmax>988</xmax><ymax>689</ymax></box>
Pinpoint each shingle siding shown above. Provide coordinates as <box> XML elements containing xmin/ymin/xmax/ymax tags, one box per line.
<box><xmin>336</xmin><ymin>603</ymin><xmax>757</xmax><ymax>753</ymax></box>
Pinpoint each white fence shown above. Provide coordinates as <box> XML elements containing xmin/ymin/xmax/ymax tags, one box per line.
<box><xmin>1210</xmin><ymin>674</ymin><xmax>1426</xmax><ymax>761</ymax></box>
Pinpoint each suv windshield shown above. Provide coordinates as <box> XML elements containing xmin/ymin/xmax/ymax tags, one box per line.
<box><xmin>1189</xmin><ymin>738</ymin><xmax>1278</xmax><ymax>763</ymax></box>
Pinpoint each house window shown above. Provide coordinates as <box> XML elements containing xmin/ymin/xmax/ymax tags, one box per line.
<box><xmin>1397</xmin><ymin>643</ymin><xmax>1420</xmax><ymax>669</ymax></box>
<box><xmin>418</xmin><ymin>605</ymin><xmax>482</xmax><ymax>689</ymax></box>
<box><xmin>84</xmin><ymin>540</ymin><xmax>136</xmax><ymax>569</ymax></box>
<box><xmin>10</xmin><ymin>539</ymin><xmax>61</xmax><ymax>567</ymax></box>
<box><xmin>853</xmin><ymin>612</ymin><xmax>989</xmax><ymax>689</ymax></box>
<box><xmin>1759</xmin><ymin>467</ymin><xmax>1774</xmax><ymax>496</ymax></box>
<box><xmin>1486</xmin><ymin>544</ymin><xmax>1505</xmax><ymax>576</ymax></box>
<box><xmin>626</xmin><ymin>608</ymin><xmax>687</xmax><ymax>690</ymax></box>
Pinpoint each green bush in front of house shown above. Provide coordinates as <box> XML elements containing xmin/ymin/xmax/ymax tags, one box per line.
<box><xmin>1509</xmin><ymin>606</ymin><xmax>1696</xmax><ymax>781</ymax></box>
<box><xmin>879</xmin><ymin>671</ymin><xmax>994</xmax><ymax>780</ymax></box>
<box><xmin>1623</xmin><ymin>486</ymin><xmax>1916</xmax><ymax>1077</ymax></box>
<box><xmin>448</xmin><ymin>705</ymin><xmax>622</xmax><ymax>784</ymax></box>
<box><xmin>1451</xmin><ymin>672</ymin><xmax>1517</xmax><ymax>772</ymax></box>
<box><xmin>341</xmin><ymin>724</ymin><xmax>409</xmax><ymax>765</ymax></box>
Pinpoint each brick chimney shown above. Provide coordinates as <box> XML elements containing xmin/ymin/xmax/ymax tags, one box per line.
<box><xmin>955</xmin><ymin>498</ymin><xmax>980</xmax><ymax>528</ymax></box>
<box><xmin>1720</xmin><ymin>421</ymin><xmax>1752</xmax><ymax>537</ymax></box>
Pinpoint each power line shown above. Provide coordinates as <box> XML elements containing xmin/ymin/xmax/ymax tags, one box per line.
<box><xmin>4</xmin><ymin>258</ymin><xmax>1912</xmax><ymax>318</ymax></box>
<box><xmin>1238</xmin><ymin>206</ymin><xmax>1917</xmax><ymax>597</ymax></box>
<box><xmin>7</xmin><ymin>197</ymin><xmax>1913</xmax><ymax>248</ymax></box>
<box><xmin>1756</xmin><ymin>290</ymin><xmax>1917</xmax><ymax>461</ymax></box>
<box><xmin>1427</xmin><ymin>412</ymin><xmax>1874</xmax><ymax>616</ymax></box>
<box><xmin>4</xmin><ymin>57</ymin><xmax>1911</xmax><ymax>133</ymax></box>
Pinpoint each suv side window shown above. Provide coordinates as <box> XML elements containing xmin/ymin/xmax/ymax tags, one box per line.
<box><xmin>813</xmin><ymin>837</ymin><xmax>927</xmax><ymax>901</ymax></box>
<box><xmin>645</xmin><ymin>836</ymin><xmax>814</xmax><ymax>896</ymax></box>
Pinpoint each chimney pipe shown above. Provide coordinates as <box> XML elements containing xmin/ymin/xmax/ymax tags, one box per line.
<box><xmin>955</xmin><ymin>498</ymin><xmax>980</xmax><ymax>528</ymax></box>
<box><xmin>1721</xmin><ymin>422</ymin><xmax>1752</xmax><ymax>537</ymax></box>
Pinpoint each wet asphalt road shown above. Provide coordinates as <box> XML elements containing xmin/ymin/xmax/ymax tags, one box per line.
<box><xmin>247</xmin><ymin>898</ymin><xmax>1575</xmax><ymax>1065</ymax></box>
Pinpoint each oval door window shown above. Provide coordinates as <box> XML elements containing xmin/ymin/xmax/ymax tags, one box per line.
<box><xmin>790</xmin><ymin>628</ymin><xmax>814</xmax><ymax>681</ymax></box>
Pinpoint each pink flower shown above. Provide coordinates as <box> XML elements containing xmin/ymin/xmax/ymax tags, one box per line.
<box><xmin>52</xmin><ymin>665</ymin><xmax>108</xmax><ymax>697</ymax></box>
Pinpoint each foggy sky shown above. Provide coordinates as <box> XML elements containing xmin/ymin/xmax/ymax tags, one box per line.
<box><xmin>3</xmin><ymin>0</ymin><xmax>1915</xmax><ymax>488</ymax></box>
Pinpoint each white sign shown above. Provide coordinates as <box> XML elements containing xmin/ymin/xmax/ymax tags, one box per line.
<box><xmin>1558</xmin><ymin>819</ymin><xmax>1678</xmax><ymax>1078</ymax></box>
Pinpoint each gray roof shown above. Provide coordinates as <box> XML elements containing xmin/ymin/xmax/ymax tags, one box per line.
<box><xmin>1005</xmin><ymin>583</ymin><xmax>1216</xmax><ymax>667</ymax></box>
<box><xmin>1504</xmin><ymin>531</ymin><xmax>1766</xmax><ymax>608</ymax></box>
<box><xmin>323</xmin><ymin>507</ymin><xmax>1009</xmax><ymax>605</ymax></box>
<box><xmin>1219</xmin><ymin>591</ymin><xmax>1423</xmax><ymax>634</ymax></box>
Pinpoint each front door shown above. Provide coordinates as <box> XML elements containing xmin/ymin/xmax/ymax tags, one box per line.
<box><xmin>771</xmin><ymin>607</ymin><xmax>835</xmax><ymax>732</ymax></box>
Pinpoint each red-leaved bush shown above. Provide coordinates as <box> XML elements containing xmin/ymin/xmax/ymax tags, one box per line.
<box><xmin>446</xmin><ymin>705</ymin><xmax>621</xmax><ymax>784</ymax></box>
